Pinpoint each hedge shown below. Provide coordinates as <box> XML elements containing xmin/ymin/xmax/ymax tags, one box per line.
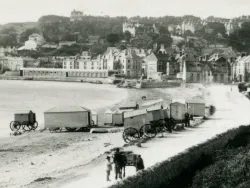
<box><xmin>108</xmin><ymin>125</ymin><xmax>250</xmax><ymax>188</ymax></box>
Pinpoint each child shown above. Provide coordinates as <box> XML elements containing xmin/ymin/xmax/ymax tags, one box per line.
<box><xmin>106</xmin><ymin>156</ymin><xmax>113</xmax><ymax>181</ymax></box>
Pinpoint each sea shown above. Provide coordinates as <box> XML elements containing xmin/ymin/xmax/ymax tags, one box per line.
<box><xmin>0</xmin><ymin>80</ymin><xmax>128</xmax><ymax>137</ymax></box>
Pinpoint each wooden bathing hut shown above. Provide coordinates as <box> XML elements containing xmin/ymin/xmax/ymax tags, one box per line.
<box><xmin>145</xmin><ymin>104</ymin><xmax>164</xmax><ymax>124</ymax></box>
<box><xmin>91</xmin><ymin>110</ymin><xmax>98</xmax><ymax>126</ymax></box>
<box><xmin>170</xmin><ymin>99</ymin><xmax>187</xmax><ymax>120</ymax></box>
<box><xmin>44</xmin><ymin>106</ymin><xmax>92</xmax><ymax>129</ymax></box>
<box><xmin>141</xmin><ymin>98</ymin><xmax>164</xmax><ymax>108</ymax></box>
<box><xmin>104</xmin><ymin>109</ymin><xmax>113</xmax><ymax>125</ymax></box>
<box><xmin>186</xmin><ymin>99</ymin><xmax>205</xmax><ymax>117</ymax></box>
<box><xmin>112</xmin><ymin>109</ymin><xmax>133</xmax><ymax>126</ymax></box>
<box><xmin>119</xmin><ymin>102</ymin><xmax>139</xmax><ymax>110</ymax></box>
<box><xmin>123</xmin><ymin>109</ymin><xmax>147</xmax><ymax>130</ymax></box>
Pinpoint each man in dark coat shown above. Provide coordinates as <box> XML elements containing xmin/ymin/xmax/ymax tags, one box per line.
<box><xmin>185</xmin><ymin>112</ymin><xmax>190</xmax><ymax>127</ymax></box>
<box><xmin>135</xmin><ymin>155</ymin><xmax>144</xmax><ymax>172</ymax></box>
<box><xmin>113</xmin><ymin>148</ymin><xmax>123</xmax><ymax>179</ymax></box>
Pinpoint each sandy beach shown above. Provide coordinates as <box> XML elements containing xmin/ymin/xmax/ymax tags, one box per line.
<box><xmin>0</xmin><ymin>81</ymin><xmax>204</xmax><ymax>188</ymax></box>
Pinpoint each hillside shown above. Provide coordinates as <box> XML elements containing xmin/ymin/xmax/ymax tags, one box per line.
<box><xmin>0</xmin><ymin>22</ymin><xmax>37</xmax><ymax>34</ymax></box>
<box><xmin>1</xmin><ymin>14</ymin><xmax>250</xmax><ymax>52</ymax></box>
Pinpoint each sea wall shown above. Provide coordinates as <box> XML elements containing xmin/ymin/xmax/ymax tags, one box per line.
<box><xmin>108</xmin><ymin>125</ymin><xmax>250</xmax><ymax>188</ymax></box>
<box><xmin>139</xmin><ymin>81</ymin><xmax>181</xmax><ymax>88</ymax></box>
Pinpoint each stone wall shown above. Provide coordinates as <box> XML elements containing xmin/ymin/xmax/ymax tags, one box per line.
<box><xmin>21</xmin><ymin>68</ymin><xmax>109</xmax><ymax>78</ymax></box>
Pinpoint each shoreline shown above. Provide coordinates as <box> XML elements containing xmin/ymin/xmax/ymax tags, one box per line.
<box><xmin>0</xmin><ymin>75</ymin><xmax>113</xmax><ymax>84</ymax></box>
<box><xmin>0</xmin><ymin>84</ymin><xmax>204</xmax><ymax>188</ymax></box>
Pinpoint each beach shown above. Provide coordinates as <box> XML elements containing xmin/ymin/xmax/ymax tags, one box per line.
<box><xmin>0</xmin><ymin>80</ymin><xmax>204</xmax><ymax>188</ymax></box>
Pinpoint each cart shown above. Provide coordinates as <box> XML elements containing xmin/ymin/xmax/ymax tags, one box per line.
<box><xmin>10</xmin><ymin>110</ymin><xmax>38</xmax><ymax>131</ymax></box>
<box><xmin>122</xmin><ymin>106</ymin><xmax>170</xmax><ymax>143</ymax></box>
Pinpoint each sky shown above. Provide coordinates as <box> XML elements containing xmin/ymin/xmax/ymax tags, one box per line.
<box><xmin>0</xmin><ymin>0</ymin><xmax>250</xmax><ymax>24</ymax></box>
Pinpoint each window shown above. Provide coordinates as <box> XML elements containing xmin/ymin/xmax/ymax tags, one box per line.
<box><xmin>84</xmin><ymin>62</ymin><xmax>87</xmax><ymax>69</ymax></box>
<box><xmin>157</xmin><ymin>61</ymin><xmax>163</xmax><ymax>72</ymax></box>
<box><xmin>190</xmin><ymin>73</ymin><xmax>193</xmax><ymax>82</ymax></box>
<box><xmin>75</xmin><ymin>62</ymin><xmax>79</xmax><ymax>69</ymax></box>
<box><xmin>128</xmin><ymin>60</ymin><xmax>130</xmax><ymax>63</ymax></box>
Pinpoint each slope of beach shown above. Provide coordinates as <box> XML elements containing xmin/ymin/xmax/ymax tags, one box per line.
<box><xmin>0</xmin><ymin>81</ymin><xmax>204</xmax><ymax>188</ymax></box>
<box><xmin>56</xmin><ymin>85</ymin><xmax>250</xmax><ymax>188</ymax></box>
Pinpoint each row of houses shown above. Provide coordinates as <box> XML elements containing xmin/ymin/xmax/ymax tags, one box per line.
<box><xmin>1</xmin><ymin>44</ymin><xmax>245</xmax><ymax>84</ymax></box>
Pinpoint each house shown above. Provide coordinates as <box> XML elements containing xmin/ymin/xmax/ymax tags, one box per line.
<box><xmin>0</xmin><ymin>46</ymin><xmax>17</xmax><ymax>56</ymax></box>
<box><xmin>100</xmin><ymin>47</ymin><xmax>121</xmax><ymax>70</ymax></box>
<box><xmin>0</xmin><ymin>57</ymin><xmax>23</xmax><ymax>71</ymax></box>
<box><xmin>41</xmin><ymin>43</ymin><xmax>58</xmax><ymax>49</ymax></box>
<box><xmin>59</xmin><ymin>41</ymin><xmax>76</xmax><ymax>48</ymax></box>
<box><xmin>145</xmin><ymin>45</ymin><xmax>178</xmax><ymax>80</ymax></box>
<box><xmin>62</xmin><ymin>55</ymin><xmax>102</xmax><ymax>70</ymax></box>
<box><xmin>178</xmin><ymin>52</ymin><xmax>229</xmax><ymax>83</ymax></box>
<box><xmin>123</xmin><ymin>22</ymin><xmax>137</xmax><ymax>37</ymax></box>
<box><xmin>232</xmin><ymin>54</ymin><xmax>250</xmax><ymax>82</ymax></box>
<box><xmin>88</xmin><ymin>35</ymin><xmax>100</xmax><ymax>44</ymax></box>
<box><xmin>119</xmin><ymin>50</ymin><xmax>143</xmax><ymax>78</ymax></box>
<box><xmin>70</xmin><ymin>10</ymin><xmax>83</xmax><ymax>22</ymax></box>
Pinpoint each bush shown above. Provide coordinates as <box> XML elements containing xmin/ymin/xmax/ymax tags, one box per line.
<box><xmin>109</xmin><ymin>126</ymin><xmax>250</xmax><ymax>188</ymax></box>
<box><xmin>1</xmin><ymin>68</ymin><xmax>11</xmax><ymax>74</ymax></box>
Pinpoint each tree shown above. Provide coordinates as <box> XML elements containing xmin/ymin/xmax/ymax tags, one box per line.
<box><xmin>123</xmin><ymin>31</ymin><xmax>132</xmax><ymax>42</ymax></box>
<box><xmin>106</xmin><ymin>33</ymin><xmax>120</xmax><ymax>46</ymax></box>
<box><xmin>19</xmin><ymin>28</ymin><xmax>40</xmax><ymax>43</ymax></box>
<box><xmin>156</xmin><ymin>34</ymin><xmax>173</xmax><ymax>48</ymax></box>
<box><xmin>228</xmin><ymin>22</ymin><xmax>250</xmax><ymax>52</ymax></box>
<box><xmin>90</xmin><ymin>45</ymin><xmax>107</xmax><ymax>57</ymax></box>
<box><xmin>0</xmin><ymin>27</ymin><xmax>18</xmax><ymax>47</ymax></box>
<box><xmin>159</xmin><ymin>26</ymin><xmax>170</xmax><ymax>35</ymax></box>
<box><xmin>176</xmin><ymin>41</ymin><xmax>185</xmax><ymax>49</ymax></box>
<box><xmin>183</xmin><ymin>30</ymin><xmax>194</xmax><ymax>38</ymax></box>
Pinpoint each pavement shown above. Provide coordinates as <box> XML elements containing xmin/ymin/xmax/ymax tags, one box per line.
<box><xmin>59</xmin><ymin>85</ymin><xmax>250</xmax><ymax>188</ymax></box>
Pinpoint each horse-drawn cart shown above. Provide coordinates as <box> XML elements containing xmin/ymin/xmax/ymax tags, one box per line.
<box><xmin>10</xmin><ymin>110</ymin><xmax>38</xmax><ymax>131</ymax></box>
<box><xmin>122</xmin><ymin>105</ymin><xmax>170</xmax><ymax>143</ymax></box>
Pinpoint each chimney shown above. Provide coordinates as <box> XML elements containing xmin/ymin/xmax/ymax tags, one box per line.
<box><xmin>160</xmin><ymin>44</ymin><xmax>164</xmax><ymax>50</ymax></box>
<box><xmin>241</xmin><ymin>53</ymin><xmax>246</xmax><ymax>58</ymax></box>
<box><xmin>205</xmin><ymin>55</ymin><xmax>209</xmax><ymax>61</ymax></box>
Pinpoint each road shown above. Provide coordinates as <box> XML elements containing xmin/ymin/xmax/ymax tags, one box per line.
<box><xmin>58</xmin><ymin>85</ymin><xmax>250</xmax><ymax>188</ymax></box>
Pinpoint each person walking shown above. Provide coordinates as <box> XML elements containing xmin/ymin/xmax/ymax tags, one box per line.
<box><xmin>113</xmin><ymin>148</ymin><xmax>123</xmax><ymax>179</ymax></box>
<box><xmin>106</xmin><ymin>156</ymin><xmax>113</xmax><ymax>181</ymax></box>
<box><xmin>135</xmin><ymin>155</ymin><xmax>144</xmax><ymax>172</ymax></box>
<box><xmin>185</xmin><ymin>112</ymin><xmax>190</xmax><ymax>127</ymax></box>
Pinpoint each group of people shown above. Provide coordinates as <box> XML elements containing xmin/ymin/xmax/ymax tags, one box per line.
<box><xmin>106</xmin><ymin>148</ymin><xmax>144</xmax><ymax>181</ymax></box>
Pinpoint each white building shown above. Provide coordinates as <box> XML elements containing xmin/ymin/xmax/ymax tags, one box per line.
<box><xmin>123</xmin><ymin>22</ymin><xmax>136</xmax><ymax>37</ymax></box>
<box><xmin>0</xmin><ymin>46</ymin><xmax>17</xmax><ymax>57</ymax></box>
<box><xmin>18</xmin><ymin>40</ymin><xmax>38</xmax><ymax>51</ymax></box>
<box><xmin>100</xmin><ymin>47</ymin><xmax>121</xmax><ymax>70</ymax></box>
<box><xmin>62</xmin><ymin>55</ymin><xmax>102</xmax><ymax>70</ymax></box>
<box><xmin>0</xmin><ymin>57</ymin><xmax>23</xmax><ymax>71</ymax></box>
<box><xmin>70</xmin><ymin>10</ymin><xmax>83</xmax><ymax>22</ymax></box>
<box><xmin>232</xmin><ymin>55</ymin><xmax>250</xmax><ymax>82</ymax></box>
<box><xmin>119</xmin><ymin>50</ymin><xmax>142</xmax><ymax>78</ymax></box>
<box><xmin>28</xmin><ymin>33</ymin><xmax>45</xmax><ymax>46</ymax></box>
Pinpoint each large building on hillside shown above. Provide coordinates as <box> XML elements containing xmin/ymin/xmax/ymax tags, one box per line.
<box><xmin>123</xmin><ymin>22</ymin><xmax>137</xmax><ymax>37</ymax></box>
<box><xmin>70</xmin><ymin>10</ymin><xmax>83</xmax><ymax>22</ymax></box>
